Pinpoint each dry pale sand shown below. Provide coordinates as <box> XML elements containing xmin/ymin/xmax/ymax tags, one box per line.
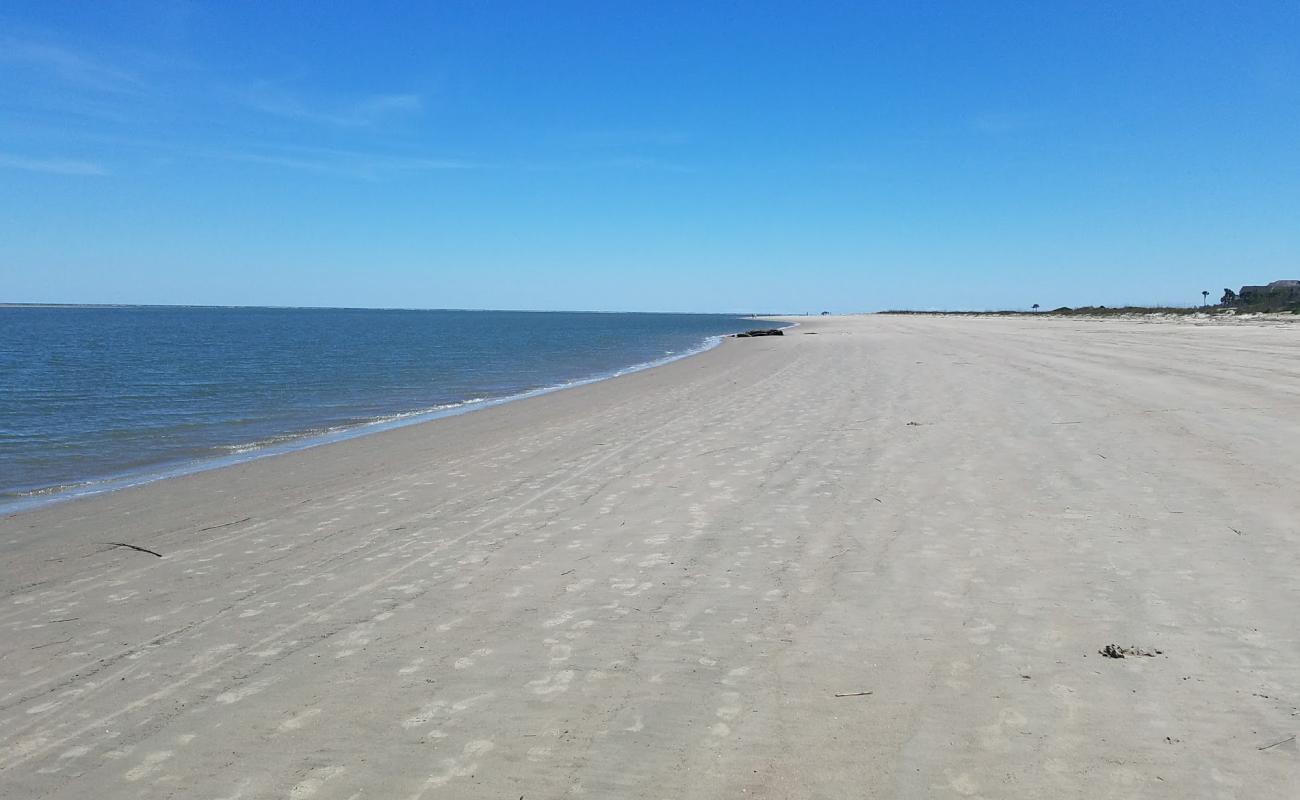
<box><xmin>2</xmin><ymin>314</ymin><xmax>1298</xmax><ymax>799</ymax></box>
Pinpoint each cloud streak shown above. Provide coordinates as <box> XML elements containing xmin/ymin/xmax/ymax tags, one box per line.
<box><xmin>237</xmin><ymin>83</ymin><xmax>423</xmax><ymax>128</ymax></box>
<box><xmin>570</xmin><ymin>128</ymin><xmax>691</xmax><ymax>148</ymax></box>
<box><xmin>210</xmin><ymin>145</ymin><xmax>474</xmax><ymax>179</ymax></box>
<box><xmin>0</xmin><ymin>35</ymin><xmax>145</xmax><ymax>94</ymax></box>
<box><xmin>971</xmin><ymin>111</ymin><xmax>1045</xmax><ymax>135</ymax></box>
<box><xmin>521</xmin><ymin>155</ymin><xmax>694</xmax><ymax>173</ymax></box>
<box><xmin>0</xmin><ymin>152</ymin><xmax>108</xmax><ymax>176</ymax></box>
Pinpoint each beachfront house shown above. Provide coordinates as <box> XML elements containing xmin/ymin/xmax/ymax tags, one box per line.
<box><xmin>1223</xmin><ymin>280</ymin><xmax>1300</xmax><ymax>310</ymax></box>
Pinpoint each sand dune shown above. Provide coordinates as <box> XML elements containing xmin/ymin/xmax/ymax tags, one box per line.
<box><xmin>2</xmin><ymin>314</ymin><xmax>1298</xmax><ymax>798</ymax></box>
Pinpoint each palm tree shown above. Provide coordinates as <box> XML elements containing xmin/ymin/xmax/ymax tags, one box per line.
<box><xmin>1032</xmin><ymin>303</ymin><xmax>1040</xmax><ymax>312</ymax></box>
<box><xmin>1202</xmin><ymin>290</ymin><xmax>1209</xmax><ymax>306</ymax></box>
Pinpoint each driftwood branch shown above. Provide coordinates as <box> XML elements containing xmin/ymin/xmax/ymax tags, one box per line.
<box><xmin>32</xmin><ymin>637</ymin><xmax>72</xmax><ymax>649</ymax></box>
<box><xmin>195</xmin><ymin>517</ymin><xmax>251</xmax><ymax>533</ymax></box>
<box><xmin>102</xmin><ymin>542</ymin><xmax>163</xmax><ymax>558</ymax></box>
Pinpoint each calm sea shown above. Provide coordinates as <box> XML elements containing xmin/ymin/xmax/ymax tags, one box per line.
<box><xmin>0</xmin><ymin>306</ymin><xmax>757</xmax><ymax>509</ymax></box>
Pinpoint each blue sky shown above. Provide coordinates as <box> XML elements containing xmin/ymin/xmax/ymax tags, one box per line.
<box><xmin>2</xmin><ymin>1</ymin><xmax>1298</xmax><ymax>312</ymax></box>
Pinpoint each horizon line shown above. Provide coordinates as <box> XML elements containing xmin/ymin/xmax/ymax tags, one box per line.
<box><xmin>0</xmin><ymin>301</ymin><xmax>783</xmax><ymax>316</ymax></box>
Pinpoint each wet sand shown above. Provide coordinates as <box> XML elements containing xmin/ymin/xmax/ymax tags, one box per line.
<box><xmin>2</xmin><ymin>314</ymin><xmax>1298</xmax><ymax>798</ymax></box>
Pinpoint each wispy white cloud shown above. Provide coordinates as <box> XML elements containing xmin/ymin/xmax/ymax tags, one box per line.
<box><xmin>588</xmin><ymin>155</ymin><xmax>693</xmax><ymax>172</ymax></box>
<box><xmin>571</xmin><ymin>128</ymin><xmax>691</xmax><ymax>148</ymax></box>
<box><xmin>236</xmin><ymin>83</ymin><xmax>423</xmax><ymax>128</ymax></box>
<box><xmin>971</xmin><ymin>111</ymin><xmax>1044</xmax><ymax>135</ymax></box>
<box><xmin>0</xmin><ymin>35</ymin><xmax>145</xmax><ymax>94</ymax></box>
<box><xmin>523</xmin><ymin>155</ymin><xmax>693</xmax><ymax>173</ymax></box>
<box><xmin>193</xmin><ymin>145</ymin><xmax>684</xmax><ymax>178</ymax></box>
<box><xmin>353</xmin><ymin>93</ymin><xmax>422</xmax><ymax>116</ymax></box>
<box><xmin>211</xmin><ymin>145</ymin><xmax>474</xmax><ymax>179</ymax></box>
<box><xmin>0</xmin><ymin>152</ymin><xmax>108</xmax><ymax>176</ymax></box>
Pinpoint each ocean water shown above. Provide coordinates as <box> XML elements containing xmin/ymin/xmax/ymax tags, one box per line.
<box><xmin>0</xmin><ymin>306</ymin><xmax>757</xmax><ymax>509</ymax></box>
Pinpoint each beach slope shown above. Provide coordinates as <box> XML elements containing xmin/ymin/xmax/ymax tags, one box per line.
<box><xmin>2</xmin><ymin>315</ymin><xmax>1298</xmax><ymax>798</ymax></box>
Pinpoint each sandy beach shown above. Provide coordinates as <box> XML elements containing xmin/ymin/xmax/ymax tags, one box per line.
<box><xmin>2</xmin><ymin>314</ymin><xmax>1297</xmax><ymax>798</ymax></box>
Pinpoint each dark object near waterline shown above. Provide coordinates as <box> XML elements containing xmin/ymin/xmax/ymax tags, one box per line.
<box><xmin>735</xmin><ymin>329</ymin><xmax>784</xmax><ymax>338</ymax></box>
<box><xmin>1099</xmin><ymin>644</ymin><xmax>1162</xmax><ymax>658</ymax></box>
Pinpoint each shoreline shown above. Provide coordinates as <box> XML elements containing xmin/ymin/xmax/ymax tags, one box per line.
<box><xmin>2</xmin><ymin>323</ymin><xmax>787</xmax><ymax>517</ymax></box>
<box><xmin>0</xmin><ymin>317</ymin><xmax>798</xmax><ymax>547</ymax></box>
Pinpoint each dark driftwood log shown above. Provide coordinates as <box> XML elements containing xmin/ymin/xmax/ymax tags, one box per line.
<box><xmin>102</xmin><ymin>542</ymin><xmax>163</xmax><ymax>558</ymax></box>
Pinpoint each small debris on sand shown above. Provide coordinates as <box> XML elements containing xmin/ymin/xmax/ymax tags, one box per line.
<box><xmin>1099</xmin><ymin>644</ymin><xmax>1163</xmax><ymax>659</ymax></box>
